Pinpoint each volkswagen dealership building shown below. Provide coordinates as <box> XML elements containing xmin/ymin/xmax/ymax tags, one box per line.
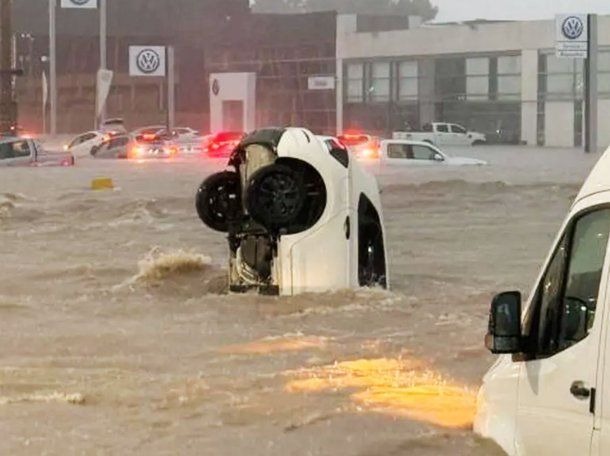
<box><xmin>335</xmin><ymin>15</ymin><xmax>610</xmax><ymax>147</ymax></box>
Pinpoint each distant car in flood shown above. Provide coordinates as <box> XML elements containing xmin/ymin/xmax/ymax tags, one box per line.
<box><xmin>64</xmin><ymin>131</ymin><xmax>107</xmax><ymax>157</ymax></box>
<box><xmin>91</xmin><ymin>134</ymin><xmax>178</xmax><ymax>160</ymax></box>
<box><xmin>374</xmin><ymin>140</ymin><xmax>487</xmax><ymax>167</ymax></box>
<box><xmin>202</xmin><ymin>131</ymin><xmax>245</xmax><ymax>158</ymax></box>
<box><xmin>0</xmin><ymin>137</ymin><xmax>74</xmax><ymax>167</ymax></box>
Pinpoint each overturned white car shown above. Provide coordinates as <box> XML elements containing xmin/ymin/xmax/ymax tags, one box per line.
<box><xmin>195</xmin><ymin>127</ymin><xmax>389</xmax><ymax>296</ymax></box>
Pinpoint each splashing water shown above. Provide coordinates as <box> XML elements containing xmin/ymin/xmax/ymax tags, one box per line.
<box><xmin>285</xmin><ymin>357</ymin><xmax>477</xmax><ymax>429</ymax></box>
<box><xmin>219</xmin><ymin>334</ymin><xmax>329</xmax><ymax>355</ymax></box>
<box><xmin>130</xmin><ymin>248</ymin><xmax>213</xmax><ymax>285</ymax></box>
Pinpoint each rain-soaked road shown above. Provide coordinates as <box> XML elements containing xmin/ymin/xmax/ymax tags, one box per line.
<box><xmin>0</xmin><ymin>146</ymin><xmax>600</xmax><ymax>455</ymax></box>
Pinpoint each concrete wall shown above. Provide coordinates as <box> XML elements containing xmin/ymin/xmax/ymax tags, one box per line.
<box><xmin>545</xmin><ymin>102</ymin><xmax>574</xmax><ymax>147</ymax></box>
<box><xmin>209</xmin><ymin>73</ymin><xmax>256</xmax><ymax>133</ymax></box>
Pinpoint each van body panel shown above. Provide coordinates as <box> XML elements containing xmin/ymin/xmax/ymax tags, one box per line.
<box><xmin>476</xmin><ymin>162</ymin><xmax>610</xmax><ymax>455</ymax></box>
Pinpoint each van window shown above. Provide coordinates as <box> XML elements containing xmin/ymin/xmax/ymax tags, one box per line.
<box><xmin>523</xmin><ymin>208</ymin><xmax>610</xmax><ymax>357</ymax></box>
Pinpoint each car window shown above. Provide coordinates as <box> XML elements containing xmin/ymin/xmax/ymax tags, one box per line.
<box><xmin>436</xmin><ymin>124</ymin><xmax>449</xmax><ymax>133</ymax></box>
<box><xmin>109</xmin><ymin>137</ymin><xmax>129</xmax><ymax>148</ymax></box>
<box><xmin>11</xmin><ymin>140</ymin><xmax>31</xmax><ymax>158</ymax></box>
<box><xmin>451</xmin><ymin>124</ymin><xmax>467</xmax><ymax>134</ymax></box>
<box><xmin>0</xmin><ymin>142</ymin><xmax>13</xmax><ymax>159</ymax></box>
<box><xmin>411</xmin><ymin>145</ymin><xmax>436</xmax><ymax>160</ymax></box>
<box><xmin>387</xmin><ymin>144</ymin><xmax>411</xmax><ymax>159</ymax></box>
<box><xmin>523</xmin><ymin>208</ymin><xmax>610</xmax><ymax>357</ymax></box>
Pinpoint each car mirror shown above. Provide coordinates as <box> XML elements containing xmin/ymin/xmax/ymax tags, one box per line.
<box><xmin>485</xmin><ymin>291</ymin><xmax>522</xmax><ymax>354</ymax></box>
<box><xmin>433</xmin><ymin>153</ymin><xmax>444</xmax><ymax>162</ymax></box>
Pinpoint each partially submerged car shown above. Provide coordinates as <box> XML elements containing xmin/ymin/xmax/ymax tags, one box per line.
<box><xmin>195</xmin><ymin>127</ymin><xmax>389</xmax><ymax>296</ymax></box>
<box><xmin>372</xmin><ymin>140</ymin><xmax>486</xmax><ymax>167</ymax></box>
<box><xmin>91</xmin><ymin>134</ymin><xmax>178</xmax><ymax>160</ymax></box>
<box><xmin>64</xmin><ymin>131</ymin><xmax>106</xmax><ymax>157</ymax></box>
<box><xmin>0</xmin><ymin>137</ymin><xmax>74</xmax><ymax>167</ymax></box>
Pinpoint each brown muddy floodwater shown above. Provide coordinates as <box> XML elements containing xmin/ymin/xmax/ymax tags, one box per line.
<box><xmin>0</xmin><ymin>146</ymin><xmax>601</xmax><ymax>455</ymax></box>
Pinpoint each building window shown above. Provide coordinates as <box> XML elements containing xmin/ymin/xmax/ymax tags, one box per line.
<box><xmin>370</xmin><ymin>61</ymin><xmax>391</xmax><ymax>102</ymax></box>
<box><xmin>497</xmin><ymin>55</ymin><xmax>521</xmax><ymax>100</ymax></box>
<box><xmin>598</xmin><ymin>51</ymin><xmax>610</xmax><ymax>95</ymax></box>
<box><xmin>466</xmin><ymin>57</ymin><xmax>489</xmax><ymax>100</ymax></box>
<box><xmin>544</xmin><ymin>54</ymin><xmax>584</xmax><ymax>100</ymax></box>
<box><xmin>398</xmin><ymin>61</ymin><xmax>418</xmax><ymax>101</ymax></box>
<box><xmin>346</xmin><ymin>63</ymin><xmax>364</xmax><ymax>103</ymax></box>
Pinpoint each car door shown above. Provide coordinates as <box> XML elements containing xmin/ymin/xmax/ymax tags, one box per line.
<box><xmin>434</xmin><ymin>123</ymin><xmax>451</xmax><ymax>145</ymax></box>
<box><xmin>450</xmin><ymin>124</ymin><xmax>470</xmax><ymax>145</ymax></box>
<box><xmin>515</xmin><ymin>203</ymin><xmax>610</xmax><ymax>455</ymax></box>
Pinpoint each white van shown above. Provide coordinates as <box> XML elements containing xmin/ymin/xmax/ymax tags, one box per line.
<box><xmin>475</xmin><ymin>149</ymin><xmax>610</xmax><ymax>455</ymax></box>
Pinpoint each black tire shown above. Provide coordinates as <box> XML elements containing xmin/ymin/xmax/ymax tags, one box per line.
<box><xmin>245</xmin><ymin>164</ymin><xmax>306</xmax><ymax>231</ymax></box>
<box><xmin>358</xmin><ymin>220</ymin><xmax>387</xmax><ymax>288</ymax></box>
<box><xmin>196</xmin><ymin>171</ymin><xmax>242</xmax><ymax>232</ymax></box>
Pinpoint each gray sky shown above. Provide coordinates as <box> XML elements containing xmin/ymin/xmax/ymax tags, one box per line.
<box><xmin>433</xmin><ymin>0</ymin><xmax>610</xmax><ymax>22</ymax></box>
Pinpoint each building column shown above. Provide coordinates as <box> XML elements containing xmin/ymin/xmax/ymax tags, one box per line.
<box><xmin>418</xmin><ymin>58</ymin><xmax>435</xmax><ymax>129</ymax></box>
<box><xmin>521</xmin><ymin>49</ymin><xmax>538</xmax><ymax>145</ymax></box>
<box><xmin>336</xmin><ymin>58</ymin><xmax>343</xmax><ymax>135</ymax></box>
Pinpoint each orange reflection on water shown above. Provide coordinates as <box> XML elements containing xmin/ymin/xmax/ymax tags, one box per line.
<box><xmin>219</xmin><ymin>334</ymin><xmax>328</xmax><ymax>355</ymax></box>
<box><xmin>285</xmin><ymin>358</ymin><xmax>476</xmax><ymax>429</ymax></box>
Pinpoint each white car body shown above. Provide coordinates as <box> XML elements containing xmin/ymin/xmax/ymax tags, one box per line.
<box><xmin>65</xmin><ymin>131</ymin><xmax>106</xmax><ymax>157</ymax></box>
<box><xmin>1</xmin><ymin>137</ymin><xmax>74</xmax><ymax>167</ymax></box>
<box><xmin>196</xmin><ymin>128</ymin><xmax>389</xmax><ymax>296</ymax></box>
<box><xmin>475</xmin><ymin>146</ymin><xmax>610</xmax><ymax>455</ymax></box>
<box><xmin>393</xmin><ymin>122</ymin><xmax>487</xmax><ymax>146</ymax></box>
<box><xmin>369</xmin><ymin>139</ymin><xmax>486</xmax><ymax>167</ymax></box>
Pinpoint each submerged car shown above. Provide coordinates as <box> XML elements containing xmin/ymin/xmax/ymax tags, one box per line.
<box><xmin>91</xmin><ymin>134</ymin><xmax>178</xmax><ymax>160</ymax></box>
<box><xmin>64</xmin><ymin>131</ymin><xmax>106</xmax><ymax>157</ymax></box>
<box><xmin>338</xmin><ymin>133</ymin><xmax>381</xmax><ymax>160</ymax></box>
<box><xmin>376</xmin><ymin>140</ymin><xmax>487</xmax><ymax>166</ymax></box>
<box><xmin>0</xmin><ymin>137</ymin><xmax>74</xmax><ymax>167</ymax></box>
<box><xmin>195</xmin><ymin>127</ymin><xmax>389</xmax><ymax>296</ymax></box>
<box><xmin>202</xmin><ymin>131</ymin><xmax>245</xmax><ymax>158</ymax></box>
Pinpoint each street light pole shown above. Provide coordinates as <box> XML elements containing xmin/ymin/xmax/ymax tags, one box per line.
<box><xmin>49</xmin><ymin>0</ymin><xmax>57</xmax><ymax>135</ymax></box>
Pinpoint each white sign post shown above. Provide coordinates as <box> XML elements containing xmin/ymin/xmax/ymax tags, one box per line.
<box><xmin>129</xmin><ymin>46</ymin><xmax>166</xmax><ymax>77</ymax></box>
<box><xmin>60</xmin><ymin>0</ymin><xmax>97</xmax><ymax>9</ymax></box>
<box><xmin>556</xmin><ymin>14</ymin><xmax>588</xmax><ymax>58</ymax></box>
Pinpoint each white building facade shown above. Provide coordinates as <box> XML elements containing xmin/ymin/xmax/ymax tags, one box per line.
<box><xmin>336</xmin><ymin>15</ymin><xmax>610</xmax><ymax>148</ymax></box>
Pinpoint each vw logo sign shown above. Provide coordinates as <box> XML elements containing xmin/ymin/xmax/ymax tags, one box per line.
<box><xmin>136</xmin><ymin>49</ymin><xmax>161</xmax><ymax>74</ymax></box>
<box><xmin>562</xmin><ymin>16</ymin><xmax>585</xmax><ymax>40</ymax></box>
<box><xmin>212</xmin><ymin>79</ymin><xmax>220</xmax><ymax>96</ymax></box>
<box><xmin>70</xmin><ymin>0</ymin><xmax>90</xmax><ymax>4</ymax></box>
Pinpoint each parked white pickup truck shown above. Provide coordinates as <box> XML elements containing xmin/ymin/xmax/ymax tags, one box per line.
<box><xmin>393</xmin><ymin>122</ymin><xmax>487</xmax><ymax>146</ymax></box>
<box><xmin>371</xmin><ymin>139</ymin><xmax>486</xmax><ymax>167</ymax></box>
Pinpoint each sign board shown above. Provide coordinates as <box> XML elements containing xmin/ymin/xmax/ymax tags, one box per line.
<box><xmin>556</xmin><ymin>14</ymin><xmax>588</xmax><ymax>58</ymax></box>
<box><xmin>129</xmin><ymin>46</ymin><xmax>166</xmax><ymax>77</ymax></box>
<box><xmin>96</xmin><ymin>69</ymin><xmax>114</xmax><ymax>117</ymax></box>
<box><xmin>60</xmin><ymin>0</ymin><xmax>97</xmax><ymax>9</ymax></box>
<box><xmin>308</xmin><ymin>76</ymin><xmax>335</xmax><ymax>91</ymax></box>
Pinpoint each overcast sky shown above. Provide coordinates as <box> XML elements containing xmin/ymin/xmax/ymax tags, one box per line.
<box><xmin>433</xmin><ymin>0</ymin><xmax>610</xmax><ymax>22</ymax></box>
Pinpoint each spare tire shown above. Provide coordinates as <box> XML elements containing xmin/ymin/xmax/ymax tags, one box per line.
<box><xmin>245</xmin><ymin>164</ymin><xmax>306</xmax><ymax>231</ymax></box>
<box><xmin>196</xmin><ymin>171</ymin><xmax>242</xmax><ymax>232</ymax></box>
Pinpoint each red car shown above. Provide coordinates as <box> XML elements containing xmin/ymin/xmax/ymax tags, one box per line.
<box><xmin>202</xmin><ymin>131</ymin><xmax>245</xmax><ymax>157</ymax></box>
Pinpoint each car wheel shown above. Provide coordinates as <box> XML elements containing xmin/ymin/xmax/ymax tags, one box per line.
<box><xmin>245</xmin><ymin>164</ymin><xmax>306</xmax><ymax>231</ymax></box>
<box><xmin>358</xmin><ymin>221</ymin><xmax>387</xmax><ymax>288</ymax></box>
<box><xmin>196</xmin><ymin>171</ymin><xmax>242</xmax><ymax>232</ymax></box>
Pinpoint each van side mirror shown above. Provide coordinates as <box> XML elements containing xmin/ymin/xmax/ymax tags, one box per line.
<box><xmin>485</xmin><ymin>291</ymin><xmax>522</xmax><ymax>354</ymax></box>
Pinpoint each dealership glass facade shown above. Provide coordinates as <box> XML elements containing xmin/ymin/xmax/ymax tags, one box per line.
<box><xmin>344</xmin><ymin>53</ymin><xmax>522</xmax><ymax>143</ymax></box>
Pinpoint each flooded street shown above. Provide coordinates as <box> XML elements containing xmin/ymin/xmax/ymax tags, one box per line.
<box><xmin>0</xmin><ymin>146</ymin><xmax>600</xmax><ymax>455</ymax></box>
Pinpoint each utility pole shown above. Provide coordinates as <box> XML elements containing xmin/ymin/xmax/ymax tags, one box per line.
<box><xmin>584</xmin><ymin>14</ymin><xmax>598</xmax><ymax>153</ymax></box>
<box><xmin>0</xmin><ymin>0</ymin><xmax>21</xmax><ymax>134</ymax></box>
<box><xmin>49</xmin><ymin>0</ymin><xmax>57</xmax><ymax>135</ymax></box>
<box><xmin>98</xmin><ymin>0</ymin><xmax>107</xmax><ymax>127</ymax></box>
